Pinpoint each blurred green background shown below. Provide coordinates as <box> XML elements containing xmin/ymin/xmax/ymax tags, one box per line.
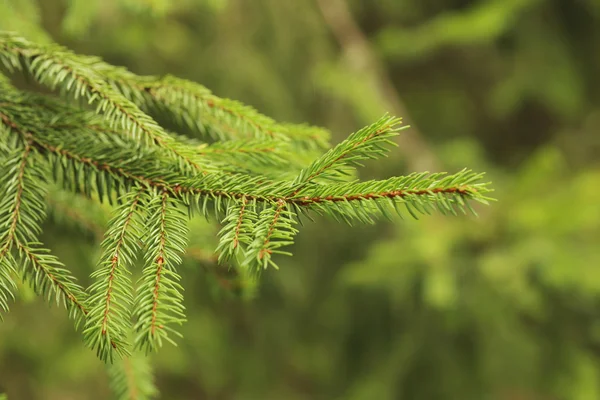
<box><xmin>1</xmin><ymin>0</ymin><xmax>600</xmax><ymax>399</ymax></box>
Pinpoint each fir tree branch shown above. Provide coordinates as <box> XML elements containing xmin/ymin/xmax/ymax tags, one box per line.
<box><xmin>196</xmin><ymin>139</ymin><xmax>296</xmax><ymax>169</ymax></box>
<box><xmin>16</xmin><ymin>244</ymin><xmax>88</xmax><ymax>327</ymax></box>
<box><xmin>3</xmin><ymin>104</ymin><xmax>490</xmax><ymax>228</ymax></box>
<box><xmin>0</xmin><ymin>29</ymin><xmax>497</xmax><ymax>400</ymax></box>
<box><xmin>45</xmin><ymin>186</ymin><xmax>241</xmax><ymax>278</ymax></box>
<box><xmin>0</xmin><ymin>103</ymin><xmax>142</xmax><ymax>204</ymax></box>
<box><xmin>84</xmin><ymin>188</ymin><xmax>146</xmax><ymax>362</ymax></box>
<box><xmin>232</xmin><ymin>197</ymin><xmax>249</xmax><ymax>251</ymax></box>
<box><xmin>243</xmin><ymin>200</ymin><xmax>298</xmax><ymax>271</ymax></box>
<box><xmin>289</xmin><ymin>115</ymin><xmax>405</xmax><ymax>194</ymax></box>
<box><xmin>216</xmin><ymin>196</ymin><xmax>258</xmax><ymax>263</ymax></box>
<box><xmin>0</xmin><ymin>32</ymin><xmax>329</xmax><ymax>149</ymax></box>
<box><xmin>133</xmin><ymin>190</ymin><xmax>188</xmax><ymax>353</ymax></box>
<box><xmin>0</xmin><ymin>38</ymin><xmax>492</xmax><ymax>277</ymax></box>
<box><xmin>0</xmin><ymin>32</ymin><xmax>205</xmax><ymax>174</ymax></box>
<box><xmin>24</xmin><ymin>113</ymin><xmax>489</xmax><ymax>222</ymax></box>
<box><xmin>0</xmin><ymin>255</ymin><xmax>17</xmax><ymax>319</ymax></box>
<box><xmin>1</xmin><ymin>75</ymin><xmax>490</xmax><ymax>230</ymax></box>
<box><xmin>44</xmin><ymin>187</ymin><xmax>248</xmax><ymax>294</ymax></box>
<box><xmin>0</xmin><ymin>139</ymin><xmax>87</xmax><ymax>325</ymax></box>
<box><xmin>292</xmin><ymin>170</ymin><xmax>492</xmax><ymax>224</ymax></box>
<box><xmin>94</xmin><ymin>66</ymin><xmax>330</xmax><ymax>148</ymax></box>
<box><xmin>0</xmin><ymin>142</ymin><xmax>33</xmax><ymax>254</ymax></box>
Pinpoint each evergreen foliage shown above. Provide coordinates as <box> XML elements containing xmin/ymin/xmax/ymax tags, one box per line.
<box><xmin>0</xmin><ymin>28</ymin><xmax>492</xmax><ymax>397</ymax></box>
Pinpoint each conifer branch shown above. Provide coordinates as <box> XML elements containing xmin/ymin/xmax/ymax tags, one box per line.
<box><xmin>2</xmin><ymin>100</ymin><xmax>490</xmax><ymax>230</ymax></box>
<box><xmin>45</xmin><ymin>187</ymin><xmax>241</xmax><ymax>282</ymax></box>
<box><xmin>243</xmin><ymin>200</ymin><xmax>298</xmax><ymax>270</ymax></box>
<box><xmin>17</xmin><ymin>112</ymin><xmax>490</xmax><ymax>224</ymax></box>
<box><xmin>84</xmin><ymin>189</ymin><xmax>146</xmax><ymax>362</ymax></box>
<box><xmin>0</xmin><ymin>31</ymin><xmax>328</xmax><ymax>148</ymax></box>
<box><xmin>0</xmin><ymin>32</ymin><xmax>495</xmax><ymax>376</ymax></box>
<box><xmin>133</xmin><ymin>190</ymin><xmax>188</xmax><ymax>353</ymax></box>
<box><xmin>0</xmin><ymin>101</ymin><xmax>136</xmax><ymax>204</ymax></box>
<box><xmin>94</xmin><ymin>66</ymin><xmax>330</xmax><ymax>148</ymax></box>
<box><xmin>0</xmin><ymin>255</ymin><xmax>17</xmax><ymax>319</ymax></box>
<box><xmin>44</xmin><ymin>187</ymin><xmax>249</xmax><ymax>296</ymax></box>
<box><xmin>0</xmin><ymin>32</ymin><xmax>204</xmax><ymax>174</ymax></box>
<box><xmin>196</xmin><ymin>139</ymin><xmax>299</xmax><ymax>171</ymax></box>
<box><xmin>290</xmin><ymin>115</ymin><xmax>405</xmax><ymax>194</ymax></box>
<box><xmin>291</xmin><ymin>170</ymin><xmax>491</xmax><ymax>223</ymax></box>
<box><xmin>216</xmin><ymin>196</ymin><xmax>258</xmax><ymax>263</ymax></box>
<box><xmin>0</xmin><ymin>140</ymin><xmax>87</xmax><ymax>324</ymax></box>
<box><xmin>0</xmin><ymin>142</ymin><xmax>33</xmax><ymax>254</ymax></box>
<box><xmin>17</xmin><ymin>244</ymin><xmax>88</xmax><ymax>327</ymax></box>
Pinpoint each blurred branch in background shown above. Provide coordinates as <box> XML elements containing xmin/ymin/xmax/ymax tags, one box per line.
<box><xmin>315</xmin><ymin>0</ymin><xmax>438</xmax><ymax>171</ymax></box>
<box><xmin>375</xmin><ymin>0</ymin><xmax>540</xmax><ymax>61</ymax></box>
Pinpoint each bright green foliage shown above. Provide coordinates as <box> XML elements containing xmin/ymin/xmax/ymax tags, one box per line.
<box><xmin>0</xmin><ymin>256</ymin><xmax>16</xmax><ymax>319</ymax></box>
<box><xmin>0</xmin><ymin>141</ymin><xmax>87</xmax><ymax>328</ymax></box>
<box><xmin>133</xmin><ymin>192</ymin><xmax>189</xmax><ymax>353</ymax></box>
<box><xmin>195</xmin><ymin>139</ymin><xmax>304</xmax><ymax>179</ymax></box>
<box><xmin>84</xmin><ymin>189</ymin><xmax>145</xmax><ymax>362</ymax></box>
<box><xmin>0</xmin><ymin>13</ymin><xmax>492</xmax><ymax>399</ymax></box>
<box><xmin>216</xmin><ymin>196</ymin><xmax>258</xmax><ymax>263</ymax></box>
<box><xmin>243</xmin><ymin>200</ymin><xmax>299</xmax><ymax>270</ymax></box>
<box><xmin>291</xmin><ymin>116</ymin><xmax>404</xmax><ymax>187</ymax></box>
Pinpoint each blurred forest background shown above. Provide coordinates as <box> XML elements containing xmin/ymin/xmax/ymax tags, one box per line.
<box><xmin>1</xmin><ymin>0</ymin><xmax>600</xmax><ymax>399</ymax></box>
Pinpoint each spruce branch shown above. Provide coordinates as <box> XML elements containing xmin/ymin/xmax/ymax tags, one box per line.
<box><xmin>291</xmin><ymin>170</ymin><xmax>492</xmax><ymax>224</ymax></box>
<box><xmin>0</xmin><ymin>98</ymin><xmax>137</xmax><ymax>204</ymax></box>
<box><xmin>216</xmin><ymin>196</ymin><xmax>258</xmax><ymax>263</ymax></box>
<box><xmin>45</xmin><ymin>186</ymin><xmax>242</xmax><ymax>279</ymax></box>
<box><xmin>0</xmin><ymin>255</ymin><xmax>17</xmax><ymax>319</ymax></box>
<box><xmin>289</xmin><ymin>115</ymin><xmax>406</xmax><ymax>195</ymax></box>
<box><xmin>243</xmin><ymin>200</ymin><xmax>299</xmax><ymax>271</ymax></box>
<box><xmin>0</xmin><ymin>144</ymin><xmax>35</xmax><ymax>254</ymax></box>
<box><xmin>195</xmin><ymin>139</ymin><xmax>303</xmax><ymax>176</ymax></box>
<box><xmin>133</xmin><ymin>190</ymin><xmax>189</xmax><ymax>353</ymax></box>
<box><xmin>3</xmin><ymin>99</ymin><xmax>491</xmax><ymax>231</ymax></box>
<box><xmin>93</xmin><ymin>65</ymin><xmax>330</xmax><ymax>148</ymax></box>
<box><xmin>44</xmin><ymin>186</ymin><xmax>250</xmax><ymax>295</ymax></box>
<box><xmin>8</xmin><ymin>105</ymin><xmax>489</xmax><ymax>226</ymax></box>
<box><xmin>84</xmin><ymin>188</ymin><xmax>146</xmax><ymax>362</ymax></box>
<box><xmin>1</xmin><ymin>36</ymin><xmax>491</xmax><ymax>229</ymax></box>
<box><xmin>0</xmin><ymin>31</ymin><xmax>328</xmax><ymax>148</ymax></box>
<box><xmin>0</xmin><ymin>32</ymin><xmax>204</xmax><ymax>174</ymax></box>
<box><xmin>0</xmin><ymin>32</ymin><xmax>495</xmax><ymax>376</ymax></box>
<box><xmin>17</xmin><ymin>244</ymin><xmax>88</xmax><ymax>327</ymax></box>
<box><xmin>0</xmin><ymin>141</ymin><xmax>87</xmax><ymax>325</ymax></box>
